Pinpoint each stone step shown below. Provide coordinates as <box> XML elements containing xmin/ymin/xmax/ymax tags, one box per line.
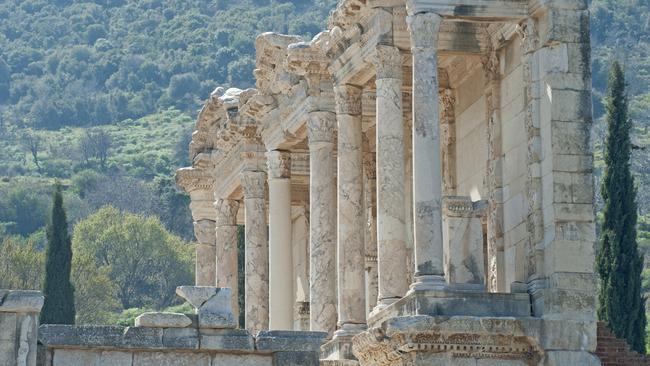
<box><xmin>596</xmin><ymin>322</ymin><xmax>650</xmax><ymax>366</ymax></box>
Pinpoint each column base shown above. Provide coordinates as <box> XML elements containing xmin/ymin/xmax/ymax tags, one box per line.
<box><xmin>369</xmin><ymin>298</ymin><xmax>399</xmax><ymax>319</ymax></box>
<box><xmin>408</xmin><ymin>274</ymin><xmax>446</xmax><ymax>293</ymax></box>
<box><xmin>322</xmin><ymin>324</ymin><xmax>366</xmax><ymax>361</ymax></box>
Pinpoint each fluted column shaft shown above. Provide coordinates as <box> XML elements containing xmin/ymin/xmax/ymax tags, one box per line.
<box><xmin>374</xmin><ymin>45</ymin><xmax>409</xmax><ymax>309</ymax></box>
<box><xmin>241</xmin><ymin>171</ymin><xmax>268</xmax><ymax>334</ymax></box>
<box><xmin>334</xmin><ymin>84</ymin><xmax>366</xmax><ymax>332</ymax></box>
<box><xmin>307</xmin><ymin>111</ymin><xmax>338</xmax><ymax>335</ymax></box>
<box><xmin>194</xmin><ymin>219</ymin><xmax>216</xmax><ymax>286</ymax></box>
<box><xmin>406</xmin><ymin>12</ymin><xmax>446</xmax><ymax>289</ymax></box>
<box><xmin>267</xmin><ymin>150</ymin><xmax>293</xmax><ymax>330</ymax></box>
<box><xmin>214</xmin><ymin>199</ymin><xmax>240</xmax><ymax>321</ymax></box>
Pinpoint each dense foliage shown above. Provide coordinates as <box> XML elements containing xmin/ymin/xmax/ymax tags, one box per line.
<box><xmin>0</xmin><ymin>0</ymin><xmax>335</xmax><ymax>130</ymax></box>
<box><xmin>40</xmin><ymin>184</ymin><xmax>76</xmax><ymax>325</ymax></box>
<box><xmin>597</xmin><ymin>62</ymin><xmax>646</xmax><ymax>353</ymax></box>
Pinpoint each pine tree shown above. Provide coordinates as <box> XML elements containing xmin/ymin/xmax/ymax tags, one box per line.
<box><xmin>40</xmin><ymin>183</ymin><xmax>76</xmax><ymax>324</ymax></box>
<box><xmin>597</xmin><ymin>61</ymin><xmax>646</xmax><ymax>353</ymax></box>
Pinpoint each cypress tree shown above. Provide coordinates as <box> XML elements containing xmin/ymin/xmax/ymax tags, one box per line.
<box><xmin>596</xmin><ymin>61</ymin><xmax>646</xmax><ymax>353</ymax></box>
<box><xmin>40</xmin><ymin>183</ymin><xmax>76</xmax><ymax>324</ymax></box>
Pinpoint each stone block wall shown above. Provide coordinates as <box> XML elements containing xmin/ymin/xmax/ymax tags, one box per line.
<box><xmin>0</xmin><ymin>290</ymin><xmax>44</xmax><ymax>366</ymax></box>
<box><xmin>37</xmin><ymin>325</ymin><xmax>326</xmax><ymax>366</ymax></box>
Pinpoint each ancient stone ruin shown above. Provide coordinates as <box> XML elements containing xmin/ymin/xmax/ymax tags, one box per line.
<box><xmin>2</xmin><ymin>0</ymin><xmax>636</xmax><ymax>365</ymax></box>
<box><xmin>173</xmin><ymin>0</ymin><xmax>600</xmax><ymax>364</ymax></box>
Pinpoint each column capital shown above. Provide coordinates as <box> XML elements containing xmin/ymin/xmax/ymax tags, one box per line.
<box><xmin>266</xmin><ymin>150</ymin><xmax>291</xmax><ymax>180</ymax></box>
<box><xmin>193</xmin><ymin>219</ymin><xmax>216</xmax><ymax>245</ymax></box>
<box><xmin>241</xmin><ymin>171</ymin><xmax>267</xmax><ymax>199</ymax></box>
<box><xmin>374</xmin><ymin>45</ymin><xmax>402</xmax><ymax>80</ymax></box>
<box><xmin>307</xmin><ymin>111</ymin><xmax>337</xmax><ymax>145</ymax></box>
<box><xmin>214</xmin><ymin>199</ymin><xmax>239</xmax><ymax>227</ymax></box>
<box><xmin>406</xmin><ymin>12</ymin><xmax>443</xmax><ymax>49</ymax></box>
<box><xmin>334</xmin><ymin>84</ymin><xmax>363</xmax><ymax>116</ymax></box>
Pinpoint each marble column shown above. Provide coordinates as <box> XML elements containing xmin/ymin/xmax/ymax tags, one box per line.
<box><xmin>307</xmin><ymin>111</ymin><xmax>338</xmax><ymax>335</ymax></box>
<box><xmin>266</xmin><ymin>150</ymin><xmax>293</xmax><ymax>330</ymax></box>
<box><xmin>241</xmin><ymin>171</ymin><xmax>268</xmax><ymax>334</ymax></box>
<box><xmin>373</xmin><ymin>45</ymin><xmax>409</xmax><ymax>311</ymax></box>
<box><xmin>334</xmin><ymin>84</ymin><xmax>366</xmax><ymax>334</ymax></box>
<box><xmin>193</xmin><ymin>220</ymin><xmax>216</xmax><ymax>286</ymax></box>
<box><xmin>406</xmin><ymin>12</ymin><xmax>446</xmax><ymax>290</ymax></box>
<box><xmin>214</xmin><ymin>198</ymin><xmax>240</xmax><ymax>322</ymax></box>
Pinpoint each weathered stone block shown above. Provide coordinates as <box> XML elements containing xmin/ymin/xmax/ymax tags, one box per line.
<box><xmin>549</xmin><ymin>90</ymin><xmax>592</xmax><ymax>123</ymax></box>
<box><xmin>52</xmin><ymin>349</ymin><xmax>101</xmax><ymax>366</ymax></box>
<box><xmin>199</xmin><ymin>328</ymin><xmax>254</xmax><ymax>351</ymax></box>
<box><xmin>273</xmin><ymin>351</ymin><xmax>320</xmax><ymax>366</ymax></box>
<box><xmin>135</xmin><ymin>312</ymin><xmax>192</xmax><ymax>328</ymax></box>
<box><xmin>0</xmin><ymin>290</ymin><xmax>44</xmax><ymax>313</ymax></box>
<box><xmin>122</xmin><ymin>326</ymin><xmax>163</xmax><ymax>349</ymax></box>
<box><xmin>175</xmin><ymin>286</ymin><xmax>236</xmax><ymax>329</ymax></box>
<box><xmin>255</xmin><ymin>330</ymin><xmax>326</xmax><ymax>352</ymax></box>
<box><xmin>539</xmin><ymin>9</ymin><xmax>589</xmax><ymax>45</ymax></box>
<box><xmin>543</xmin><ymin>350</ymin><xmax>600</xmax><ymax>365</ymax></box>
<box><xmin>213</xmin><ymin>353</ymin><xmax>273</xmax><ymax>366</ymax></box>
<box><xmin>162</xmin><ymin>327</ymin><xmax>198</xmax><ymax>349</ymax></box>
<box><xmin>132</xmin><ymin>351</ymin><xmax>210</xmax><ymax>366</ymax></box>
<box><xmin>531</xmin><ymin>288</ymin><xmax>596</xmax><ymax>321</ymax></box>
<box><xmin>39</xmin><ymin>325</ymin><xmax>125</xmax><ymax>348</ymax></box>
<box><xmin>100</xmin><ymin>351</ymin><xmax>133</xmax><ymax>366</ymax></box>
<box><xmin>544</xmin><ymin>240</ymin><xmax>595</xmax><ymax>274</ymax></box>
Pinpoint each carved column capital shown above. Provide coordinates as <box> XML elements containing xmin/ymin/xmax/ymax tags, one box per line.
<box><xmin>374</xmin><ymin>45</ymin><xmax>402</xmax><ymax>80</ymax></box>
<box><xmin>214</xmin><ymin>199</ymin><xmax>239</xmax><ymax>227</ymax></box>
<box><xmin>241</xmin><ymin>171</ymin><xmax>267</xmax><ymax>199</ymax></box>
<box><xmin>334</xmin><ymin>84</ymin><xmax>363</xmax><ymax>116</ymax></box>
<box><xmin>266</xmin><ymin>150</ymin><xmax>291</xmax><ymax>179</ymax></box>
<box><xmin>193</xmin><ymin>219</ymin><xmax>216</xmax><ymax>245</ymax></box>
<box><xmin>307</xmin><ymin>111</ymin><xmax>337</xmax><ymax>145</ymax></box>
<box><xmin>406</xmin><ymin>12</ymin><xmax>443</xmax><ymax>49</ymax></box>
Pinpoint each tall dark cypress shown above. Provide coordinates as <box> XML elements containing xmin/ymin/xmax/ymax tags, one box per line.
<box><xmin>40</xmin><ymin>183</ymin><xmax>75</xmax><ymax>324</ymax></box>
<box><xmin>596</xmin><ymin>61</ymin><xmax>646</xmax><ymax>353</ymax></box>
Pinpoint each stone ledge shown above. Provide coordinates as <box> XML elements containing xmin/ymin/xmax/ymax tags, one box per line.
<box><xmin>367</xmin><ymin>289</ymin><xmax>532</xmax><ymax>328</ymax></box>
<box><xmin>0</xmin><ymin>290</ymin><xmax>44</xmax><ymax>313</ymax></box>
<box><xmin>256</xmin><ymin>330</ymin><xmax>327</xmax><ymax>352</ymax></box>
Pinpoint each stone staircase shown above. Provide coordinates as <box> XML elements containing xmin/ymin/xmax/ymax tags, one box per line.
<box><xmin>596</xmin><ymin>322</ymin><xmax>650</xmax><ymax>365</ymax></box>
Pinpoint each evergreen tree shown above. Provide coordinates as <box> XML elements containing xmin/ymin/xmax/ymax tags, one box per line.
<box><xmin>597</xmin><ymin>61</ymin><xmax>646</xmax><ymax>353</ymax></box>
<box><xmin>40</xmin><ymin>183</ymin><xmax>76</xmax><ymax>324</ymax></box>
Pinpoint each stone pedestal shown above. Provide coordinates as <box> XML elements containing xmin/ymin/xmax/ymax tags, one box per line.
<box><xmin>307</xmin><ymin>111</ymin><xmax>338</xmax><ymax>335</ymax></box>
<box><xmin>241</xmin><ymin>171</ymin><xmax>269</xmax><ymax>335</ymax></box>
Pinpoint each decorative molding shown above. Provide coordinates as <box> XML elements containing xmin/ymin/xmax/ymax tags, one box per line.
<box><xmin>176</xmin><ymin>167</ymin><xmax>214</xmax><ymax>193</ymax></box>
<box><xmin>406</xmin><ymin>12</ymin><xmax>443</xmax><ymax>49</ymax></box>
<box><xmin>266</xmin><ymin>150</ymin><xmax>291</xmax><ymax>179</ymax></box>
<box><xmin>214</xmin><ymin>199</ymin><xmax>240</xmax><ymax>227</ymax></box>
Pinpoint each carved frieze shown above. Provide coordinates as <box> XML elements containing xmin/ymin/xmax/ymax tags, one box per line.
<box><xmin>353</xmin><ymin>323</ymin><xmax>543</xmax><ymax>366</ymax></box>
<box><xmin>176</xmin><ymin>167</ymin><xmax>214</xmax><ymax>193</ymax></box>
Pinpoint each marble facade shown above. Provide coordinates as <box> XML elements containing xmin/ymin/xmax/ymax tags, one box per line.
<box><xmin>176</xmin><ymin>0</ymin><xmax>599</xmax><ymax>364</ymax></box>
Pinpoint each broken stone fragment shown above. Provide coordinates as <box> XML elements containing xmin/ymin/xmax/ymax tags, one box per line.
<box><xmin>134</xmin><ymin>312</ymin><xmax>192</xmax><ymax>328</ymax></box>
<box><xmin>175</xmin><ymin>286</ymin><xmax>237</xmax><ymax>329</ymax></box>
